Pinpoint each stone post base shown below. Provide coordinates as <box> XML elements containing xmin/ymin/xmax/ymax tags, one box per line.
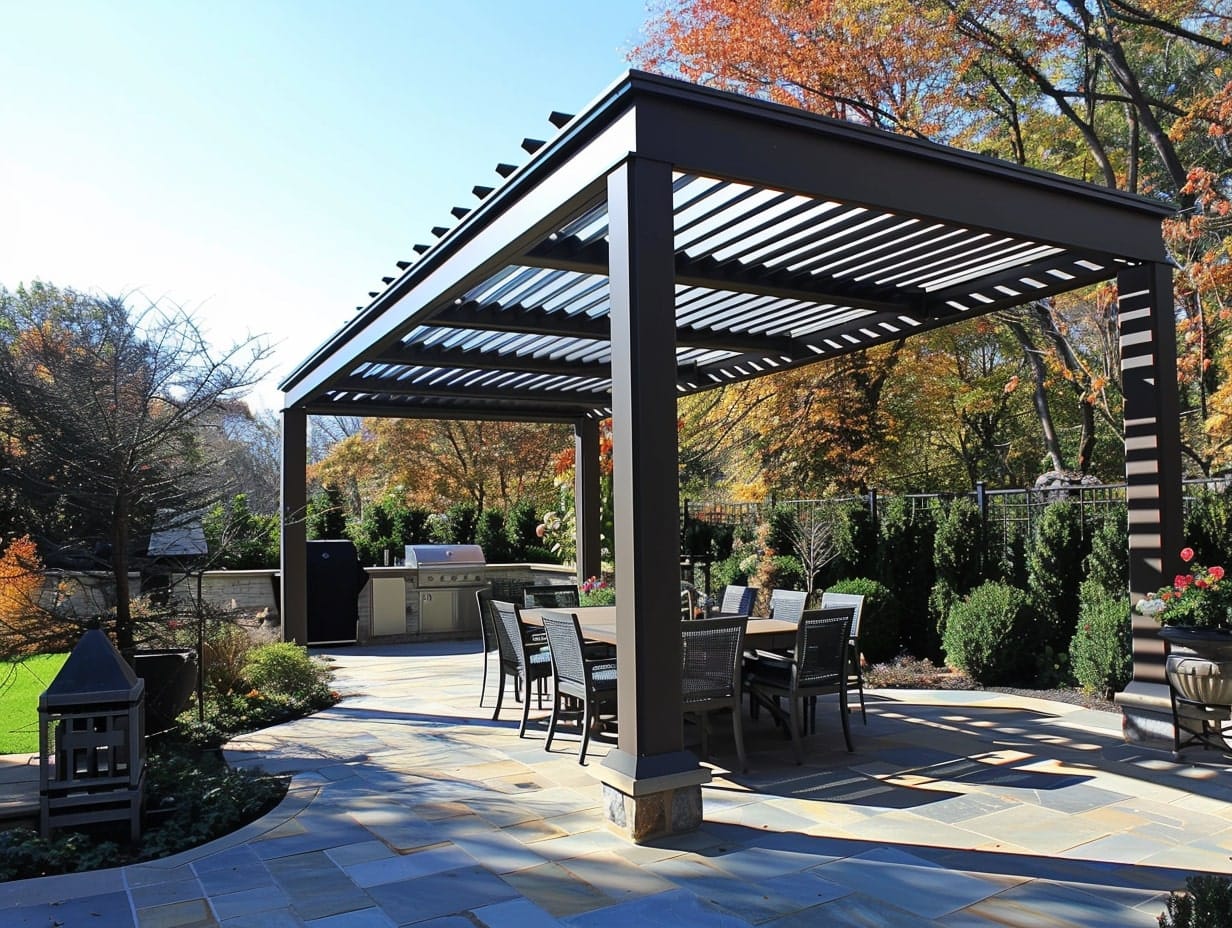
<box><xmin>1116</xmin><ymin>680</ymin><xmax>1175</xmax><ymax>749</ymax></box>
<box><xmin>594</xmin><ymin>750</ymin><xmax>710</xmax><ymax>844</ymax></box>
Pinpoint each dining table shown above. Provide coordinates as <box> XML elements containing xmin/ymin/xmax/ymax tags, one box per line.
<box><xmin>520</xmin><ymin>605</ymin><xmax>797</xmax><ymax>651</ymax></box>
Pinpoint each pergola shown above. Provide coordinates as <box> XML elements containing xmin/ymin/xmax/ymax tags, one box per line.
<box><xmin>280</xmin><ymin>71</ymin><xmax>1181</xmax><ymax>840</ymax></box>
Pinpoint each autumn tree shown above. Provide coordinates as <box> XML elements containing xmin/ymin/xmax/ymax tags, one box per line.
<box><xmin>310</xmin><ymin>417</ymin><xmax>568</xmax><ymax>517</ymax></box>
<box><xmin>0</xmin><ymin>283</ymin><xmax>269</xmax><ymax>650</ymax></box>
<box><xmin>638</xmin><ymin>0</ymin><xmax>1232</xmax><ymax>480</ymax></box>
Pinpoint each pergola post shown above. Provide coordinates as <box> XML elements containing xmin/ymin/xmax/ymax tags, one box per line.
<box><xmin>1115</xmin><ymin>261</ymin><xmax>1184</xmax><ymax>745</ymax></box>
<box><xmin>574</xmin><ymin>417</ymin><xmax>602</xmax><ymax>584</ymax></box>
<box><xmin>596</xmin><ymin>155</ymin><xmax>707</xmax><ymax>842</ymax></box>
<box><xmin>280</xmin><ymin>408</ymin><xmax>308</xmax><ymax>646</ymax></box>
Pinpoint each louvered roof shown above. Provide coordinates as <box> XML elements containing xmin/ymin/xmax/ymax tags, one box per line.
<box><xmin>281</xmin><ymin>71</ymin><xmax>1174</xmax><ymax>421</ymax></box>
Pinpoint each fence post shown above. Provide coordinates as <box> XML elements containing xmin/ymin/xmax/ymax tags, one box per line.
<box><xmin>867</xmin><ymin>488</ymin><xmax>878</xmax><ymax>530</ymax></box>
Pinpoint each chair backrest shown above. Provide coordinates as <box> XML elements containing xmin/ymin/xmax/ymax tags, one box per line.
<box><xmin>490</xmin><ymin>577</ymin><xmax>533</xmax><ymax>604</ymax></box>
<box><xmin>795</xmin><ymin>607</ymin><xmax>854</xmax><ymax>690</ymax></box>
<box><xmin>681</xmin><ymin>616</ymin><xmax>748</xmax><ymax>705</ymax></box>
<box><xmin>491</xmin><ymin>599</ymin><xmax>531</xmax><ymax>670</ymax></box>
<box><xmin>476</xmin><ymin>589</ymin><xmax>499</xmax><ymax>654</ymax></box>
<box><xmin>821</xmin><ymin>592</ymin><xmax>866</xmax><ymax>637</ymax></box>
<box><xmin>769</xmin><ymin>588</ymin><xmax>808</xmax><ymax>624</ymax></box>
<box><xmin>523</xmin><ymin>584</ymin><xmax>581</xmax><ymax>609</ymax></box>
<box><xmin>719</xmin><ymin>584</ymin><xmax>756</xmax><ymax>615</ymax></box>
<box><xmin>539</xmin><ymin>609</ymin><xmax>587</xmax><ymax>692</ymax></box>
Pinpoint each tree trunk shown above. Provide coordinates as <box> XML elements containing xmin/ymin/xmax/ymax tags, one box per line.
<box><xmin>1005</xmin><ymin>319</ymin><xmax>1067</xmax><ymax>473</ymax></box>
<box><xmin>112</xmin><ymin>491</ymin><xmax>133</xmax><ymax>651</ymax></box>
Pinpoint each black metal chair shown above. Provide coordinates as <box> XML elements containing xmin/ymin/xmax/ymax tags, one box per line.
<box><xmin>539</xmin><ymin>609</ymin><xmax>618</xmax><ymax>764</ymax></box>
<box><xmin>822</xmin><ymin>591</ymin><xmax>867</xmax><ymax>723</ymax></box>
<box><xmin>745</xmin><ymin>607</ymin><xmax>855</xmax><ymax>762</ymax></box>
<box><xmin>716</xmin><ymin>584</ymin><xmax>756</xmax><ymax>616</ymax></box>
<box><xmin>682</xmin><ymin>615</ymin><xmax>749</xmax><ymax>771</ymax></box>
<box><xmin>491</xmin><ymin>599</ymin><xmax>553</xmax><ymax>736</ymax></box>
<box><xmin>523</xmin><ymin>584</ymin><xmax>581</xmax><ymax>609</ymax></box>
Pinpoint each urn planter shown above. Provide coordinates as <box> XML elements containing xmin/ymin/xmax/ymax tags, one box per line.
<box><xmin>130</xmin><ymin>648</ymin><xmax>198</xmax><ymax>735</ymax></box>
<box><xmin>1159</xmin><ymin>626</ymin><xmax>1232</xmax><ymax>754</ymax></box>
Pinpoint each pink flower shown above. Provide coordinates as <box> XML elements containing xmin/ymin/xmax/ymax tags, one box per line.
<box><xmin>1175</xmin><ymin>574</ymin><xmax>1193</xmax><ymax>590</ymax></box>
<box><xmin>1181</xmin><ymin>547</ymin><xmax>1195</xmax><ymax>563</ymax></box>
<box><xmin>1211</xmin><ymin>565</ymin><xmax>1226</xmax><ymax>581</ymax></box>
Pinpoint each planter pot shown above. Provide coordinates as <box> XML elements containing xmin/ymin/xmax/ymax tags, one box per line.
<box><xmin>1159</xmin><ymin>625</ymin><xmax>1232</xmax><ymax>661</ymax></box>
<box><xmin>131</xmin><ymin>648</ymin><xmax>198</xmax><ymax>734</ymax></box>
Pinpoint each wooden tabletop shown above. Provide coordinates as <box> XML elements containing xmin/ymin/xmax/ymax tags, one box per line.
<box><xmin>521</xmin><ymin>606</ymin><xmax>796</xmax><ymax>649</ymax></box>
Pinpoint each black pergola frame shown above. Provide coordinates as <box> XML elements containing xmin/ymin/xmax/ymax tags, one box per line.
<box><xmin>281</xmin><ymin>71</ymin><xmax>1182</xmax><ymax>814</ymax></box>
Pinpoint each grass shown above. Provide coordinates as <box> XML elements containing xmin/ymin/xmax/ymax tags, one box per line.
<box><xmin>0</xmin><ymin>654</ymin><xmax>69</xmax><ymax>754</ymax></box>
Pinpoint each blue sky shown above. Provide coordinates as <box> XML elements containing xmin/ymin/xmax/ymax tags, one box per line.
<box><xmin>0</xmin><ymin>0</ymin><xmax>654</xmax><ymax>410</ymax></box>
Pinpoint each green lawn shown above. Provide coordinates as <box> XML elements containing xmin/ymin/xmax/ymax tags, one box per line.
<box><xmin>0</xmin><ymin>653</ymin><xmax>68</xmax><ymax>754</ymax></box>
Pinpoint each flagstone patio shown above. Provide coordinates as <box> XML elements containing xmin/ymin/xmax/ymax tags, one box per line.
<box><xmin>5</xmin><ymin>639</ymin><xmax>1232</xmax><ymax>927</ymax></box>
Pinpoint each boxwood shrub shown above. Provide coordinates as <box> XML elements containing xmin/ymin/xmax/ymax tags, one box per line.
<box><xmin>942</xmin><ymin>581</ymin><xmax>1034</xmax><ymax>684</ymax></box>
<box><xmin>1069</xmin><ymin>579</ymin><xmax>1131</xmax><ymax>699</ymax></box>
<box><xmin>825</xmin><ymin>577</ymin><xmax>900</xmax><ymax>664</ymax></box>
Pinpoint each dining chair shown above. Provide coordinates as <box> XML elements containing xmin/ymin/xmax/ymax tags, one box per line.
<box><xmin>523</xmin><ymin>584</ymin><xmax>581</xmax><ymax>609</ymax></box>
<box><xmin>717</xmin><ymin>584</ymin><xmax>756</xmax><ymax>616</ymax></box>
<box><xmin>822</xmin><ymin>591</ymin><xmax>867</xmax><ymax>723</ymax></box>
<box><xmin>490</xmin><ymin>599</ymin><xmax>553</xmax><ymax>737</ymax></box>
<box><xmin>681</xmin><ymin>615</ymin><xmax>749</xmax><ymax>771</ymax></box>
<box><xmin>768</xmin><ymin>588</ymin><xmax>808</xmax><ymax>624</ymax></box>
<box><xmin>539</xmin><ymin>609</ymin><xmax>618</xmax><ymax>764</ymax></box>
<box><xmin>745</xmin><ymin>607</ymin><xmax>855</xmax><ymax>762</ymax></box>
<box><xmin>475</xmin><ymin>588</ymin><xmax>500</xmax><ymax>708</ymax></box>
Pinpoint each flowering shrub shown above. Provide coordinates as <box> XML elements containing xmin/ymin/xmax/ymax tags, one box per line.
<box><xmin>1137</xmin><ymin>547</ymin><xmax>1232</xmax><ymax>628</ymax></box>
<box><xmin>579</xmin><ymin>575</ymin><xmax>615</xmax><ymax>606</ymax></box>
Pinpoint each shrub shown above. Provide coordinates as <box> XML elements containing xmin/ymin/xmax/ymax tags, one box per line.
<box><xmin>1185</xmin><ymin>489</ymin><xmax>1232</xmax><ymax>568</ymax></box>
<box><xmin>1159</xmin><ymin>874</ymin><xmax>1232</xmax><ymax>928</ymax></box>
<box><xmin>826</xmin><ymin>577</ymin><xmax>901</xmax><ymax>664</ymax></box>
<box><xmin>203</xmin><ymin>494</ymin><xmax>279</xmax><ymax>569</ymax></box>
<box><xmin>932</xmin><ymin>498</ymin><xmax>987</xmax><ymax>596</ymax></box>
<box><xmin>1026</xmin><ymin>502</ymin><xmax>1090</xmax><ymax>651</ymax></box>
<box><xmin>306</xmin><ymin>484</ymin><xmax>348</xmax><ymax>540</ymax></box>
<box><xmin>681</xmin><ymin>518</ymin><xmax>714</xmax><ymax>558</ymax></box>
<box><xmin>764</xmin><ymin>555</ymin><xmax>804</xmax><ymax>592</ymax></box>
<box><xmin>0</xmin><ymin>750</ymin><xmax>287</xmax><ymax>881</ymax></box>
<box><xmin>505</xmin><ymin>500</ymin><xmax>541</xmax><ymax>560</ymax></box>
<box><xmin>1084</xmin><ymin>505</ymin><xmax>1128</xmax><ymax>597</ymax></box>
<box><xmin>875</xmin><ymin>498</ymin><xmax>937</xmax><ymax>660</ymax></box>
<box><xmin>202</xmin><ymin>623</ymin><xmax>256</xmax><ymax>695</ymax></box>
<box><xmin>829</xmin><ymin>501</ymin><xmax>876</xmax><ymax>585</ymax></box>
<box><xmin>711</xmin><ymin>552</ymin><xmax>750</xmax><ymax>591</ymax></box>
<box><xmin>476</xmin><ymin>509</ymin><xmax>513</xmax><ymax>562</ymax></box>
<box><xmin>442</xmin><ymin>502</ymin><xmax>479</xmax><ymax>544</ymax></box>
<box><xmin>942</xmin><ymin>581</ymin><xmax>1035</xmax><ymax>684</ymax></box>
<box><xmin>243</xmin><ymin>642</ymin><xmax>332</xmax><ymax>700</ymax></box>
<box><xmin>1069</xmin><ymin>580</ymin><xmax>1132</xmax><ymax>699</ymax></box>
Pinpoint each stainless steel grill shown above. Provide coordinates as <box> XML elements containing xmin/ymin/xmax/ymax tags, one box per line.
<box><xmin>403</xmin><ymin>545</ymin><xmax>487</xmax><ymax>635</ymax></box>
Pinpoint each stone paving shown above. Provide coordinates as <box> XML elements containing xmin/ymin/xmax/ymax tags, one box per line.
<box><xmin>5</xmin><ymin>639</ymin><xmax>1232</xmax><ymax>926</ymax></box>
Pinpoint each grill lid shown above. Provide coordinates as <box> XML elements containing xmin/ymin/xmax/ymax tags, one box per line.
<box><xmin>404</xmin><ymin>544</ymin><xmax>486</xmax><ymax>569</ymax></box>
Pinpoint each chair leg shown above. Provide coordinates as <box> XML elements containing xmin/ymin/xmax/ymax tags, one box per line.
<box><xmin>839</xmin><ymin>686</ymin><xmax>854</xmax><ymax>752</ymax></box>
<box><xmin>732</xmin><ymin>703</ymin><xmax>748</xmax><ymax>772</ymax></box>
<box><xmin>855</xmin><ymin>667</ymin><xmax>867</xmax><ymax>724</ymax></box>
<box><xmin>518</xmin><ymin>676</ymin><xmax>534</xmax><ymax>737</ymax></box>
<box><xmin>699</xmin><ymin>710</ymin><xmax>710</xmax><ymax>760</ymax></box>
<box><xmin>787</xmin><ymin>695</ymin><xmax>804</xmax><ymax>764</ymax></box>
<box><xmin>578</xmin><ymin>697</ymin><xmax>593</xmax><ymax>764</ymax></box>
<box><xmin>480</xmin><ymin>651</ymin><xmax>491</xmax><ymax>708</ymax></box>
<box><xmin>492</xmin><ymin>666</ymin><xmax>506</xmax><ymax>721</ymax></box>
<box><xmin>545</xmin><ymin>691</ymin><xmax>561</xmax><ymax>752</ymax></box>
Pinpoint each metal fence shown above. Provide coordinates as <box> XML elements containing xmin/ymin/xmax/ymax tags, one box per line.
<box><xmin>682</xmin><ymin>475</ymin><xmax>1232</xmax><ymax>543</ymax></box>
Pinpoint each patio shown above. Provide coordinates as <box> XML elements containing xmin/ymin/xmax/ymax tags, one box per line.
<box><xmin>6</xmin><ymin>640</ymin><xmax>1232</xmax><ymax>927</ymax></box>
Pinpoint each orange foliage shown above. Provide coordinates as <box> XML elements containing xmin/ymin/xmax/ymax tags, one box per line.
<box><xmin>0</xmin><ymin>536</ymin><xmax>47</xmax><ymax>658</ymax></box>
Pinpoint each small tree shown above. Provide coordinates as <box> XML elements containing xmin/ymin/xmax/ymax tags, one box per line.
<box><xmin>783</xmin><ymin>504</ymin><xmax>838</xmax><ymax>597</ymax></box>
<box><xmin>0</xmin><ymin>283</ymin><xmax>269</xmax><ymax>650</ymax></box>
